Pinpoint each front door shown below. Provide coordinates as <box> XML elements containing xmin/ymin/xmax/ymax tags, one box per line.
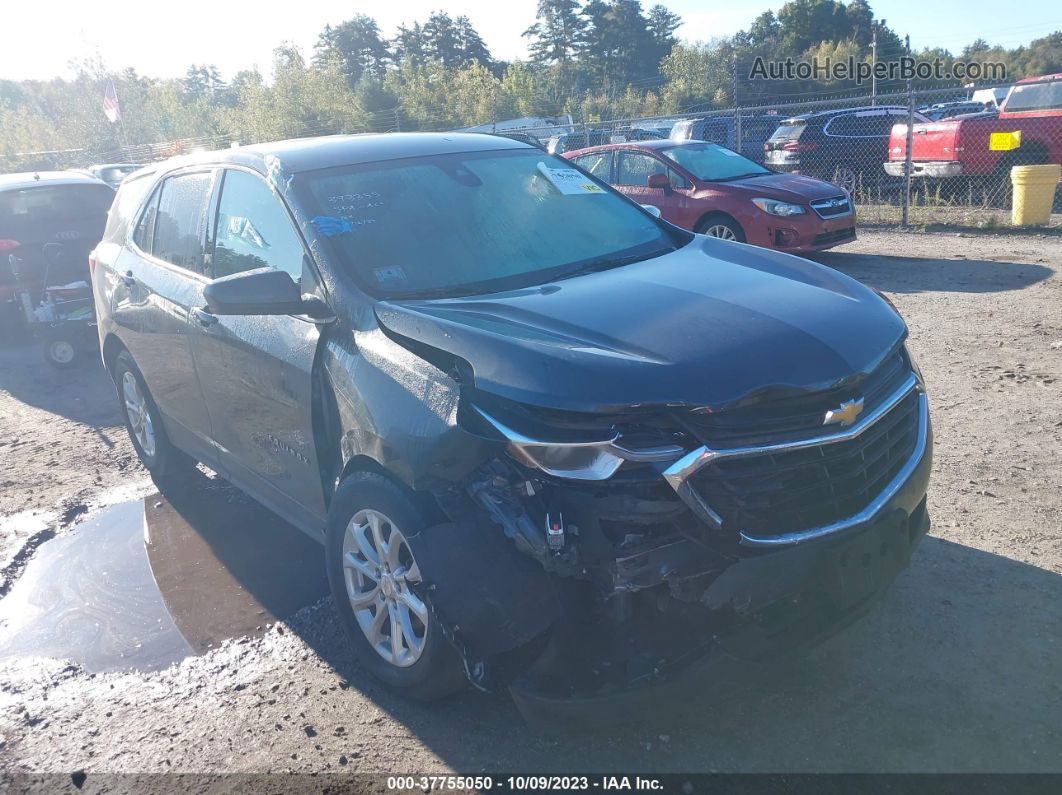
<box><xmin>187</xmin><ymin>167</ymin><xmax>328</xmax><ymax>533</ymax></box>
<box><xmin>613</xmin><ymin>151</ymin><xmax>689</xmax><ymax>224</ymax></box>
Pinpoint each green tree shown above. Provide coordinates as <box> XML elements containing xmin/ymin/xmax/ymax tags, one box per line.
<box><xmin>524</xmin><ymin>0</ymin><xmax>586</xmax><ymax>65</ymax></box>
<box><xmin>315</xmin><ymin>15</ymin><xmax>391</xmax><ymax>86</ymax></box>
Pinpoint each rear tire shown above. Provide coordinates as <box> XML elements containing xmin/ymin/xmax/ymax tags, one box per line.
<box><xmin>326</xmin><ymin>471</ymin><xmax>466</xmax><ymax>701</ymax></box>
<box><xmin>112</xmin><ymin>350</ymin><xmax>195</xmax><ymax>476</ymax></box>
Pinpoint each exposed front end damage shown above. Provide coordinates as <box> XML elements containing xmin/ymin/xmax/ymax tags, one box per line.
<box><xmin>396</xmin><ymin>351</ymin><xmax>933</xmax><ymax>711</ymax></box>
<box><xmin>325</xmin><ymin>247</ymin><xmax>934</xmax><ymax>709</ymax></box>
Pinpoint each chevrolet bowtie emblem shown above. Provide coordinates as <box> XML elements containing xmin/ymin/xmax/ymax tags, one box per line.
<box><xmin>823</xmin><ymin>397</ymin><xmax>865</xmax><ymax>427</ymax></box>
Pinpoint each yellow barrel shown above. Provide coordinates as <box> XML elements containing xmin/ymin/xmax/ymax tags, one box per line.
<box><xmin>1011</xmin><ymin>164</ymin><xmax>1061</xmax><ymax>226</ymax></box>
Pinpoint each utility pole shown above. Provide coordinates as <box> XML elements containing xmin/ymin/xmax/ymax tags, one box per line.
<box><xmin>871</xmin><ymin>28</ymin><xmax>878</xmax><ymax>106</ymax></box>
<box><xmin>902</xmin><ymin>34</ymin><xmax>915</xmax><ymax>227</ymax></box>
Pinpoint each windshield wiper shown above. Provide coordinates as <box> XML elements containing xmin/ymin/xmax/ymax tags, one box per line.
<box><xmin>707</xmin><ymin>172</ymin><xmax>770</xmax><ymax>182</ymax></box>
<box><xmin>558</xmin><ymin>246</ymin><xmax>676</xmax><ymax>280</ymax></box>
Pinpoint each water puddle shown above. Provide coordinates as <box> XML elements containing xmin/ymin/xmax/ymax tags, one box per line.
<box><xmin>0</xmin><ymin>472</ymin><xmax>327</xmax><ymax>672</ymax></box>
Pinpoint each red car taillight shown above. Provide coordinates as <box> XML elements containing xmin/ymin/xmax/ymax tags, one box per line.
<box><xmin>0</xmin><ymin>239</ymin><xmax>21</xmax><ymax>252</ymax></box>
<box><xmin>782</xmin><ymin>141</ymin><xmax>817</xmax><ymax>152</ymax></box>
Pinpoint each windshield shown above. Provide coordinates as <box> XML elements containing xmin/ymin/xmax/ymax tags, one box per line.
<box><xmin>659</xmin><ymin>142</ymin><xmax>770</xmax><ymax>181</ymax></box>
<box><xmin>295</xmin><ymin>149</ymin><xmax>683</xmax><ymax>299</ymax></box>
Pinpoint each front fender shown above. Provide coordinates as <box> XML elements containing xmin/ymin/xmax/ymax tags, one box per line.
<box><xmin>321</xmin><ymin>325</ymin><xmax>495</xmax><ymax>493</ymax></box>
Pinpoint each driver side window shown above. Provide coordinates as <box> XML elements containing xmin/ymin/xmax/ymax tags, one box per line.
<box><xmin>213</xmin><ymin>169</ymin><xmax>305</xmax><ymax>282</ymax></box>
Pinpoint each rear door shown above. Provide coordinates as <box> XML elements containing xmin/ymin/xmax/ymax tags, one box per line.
<box><xmin>613</xmin><ymin>151</ymin><xmax>690</xmax><ymax>224</ymax></box>
<box><xmin>188</xmin><ymin>167</ymin><xmax>328</xmax><ymax>532</ymax></box>
<box><xmin>116</xmin><ymin>169</ymin><xmax>218</xmax><ymax>464</ymax></box>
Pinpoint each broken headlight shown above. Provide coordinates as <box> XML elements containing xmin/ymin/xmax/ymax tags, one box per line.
<box><xmin>470</xmin><ymin>405</ymin><xmax>685</xmax><ymax>481</ymax></box>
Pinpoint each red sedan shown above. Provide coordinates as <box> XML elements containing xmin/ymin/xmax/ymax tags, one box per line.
<box><xmin>563</xmin><ymin>140</ymin><xmax>856</xmax><ymax>252</ymax></box>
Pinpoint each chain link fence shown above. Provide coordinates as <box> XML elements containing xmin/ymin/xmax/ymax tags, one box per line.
<box><xmin>505</xmin><ymin>82</ymin><xmax>1062</xmax><ymax>229</ymax></box>
<box><xmin>6</xmin><ymin>81</ymin><xmax>1059</xmax><ymax>230</ymax></box>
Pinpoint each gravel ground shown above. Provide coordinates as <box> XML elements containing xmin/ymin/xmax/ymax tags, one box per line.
<box><xmin>0</xmin><ymin>228</ymin><xmax>1060</xmax><ymax>778</ymax></box>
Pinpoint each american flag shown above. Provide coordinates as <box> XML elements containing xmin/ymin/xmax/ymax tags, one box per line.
<box><xmin>103</xmin><ymin>79</ymin><xmax>121</xmax><ymax>123</ymax></box>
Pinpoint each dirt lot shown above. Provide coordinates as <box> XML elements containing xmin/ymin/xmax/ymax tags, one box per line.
<box><xmin>0</xmin><ymin>228</ymin><xmax>1060</xmax><ymax>780</ymax></box>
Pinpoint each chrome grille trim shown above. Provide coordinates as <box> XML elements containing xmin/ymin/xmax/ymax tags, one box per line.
<box><xmin>809</xmin><ymin>196</ymin><xmax>853</xmax><ymax>219</ymax></box>
<box><xmin>663</xmin><ymin>374</ymin><xmax>925</xmax><ymax>546</ymax></box>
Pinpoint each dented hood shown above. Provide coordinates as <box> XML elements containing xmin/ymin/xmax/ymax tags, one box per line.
<box><xmin>374</xmin><ymin>237</ymin><xmax>906</xmax><ymax>412</ymax></box>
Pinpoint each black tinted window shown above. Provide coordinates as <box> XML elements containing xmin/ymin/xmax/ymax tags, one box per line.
<box><xmin>214</xmin><ymin>170</ymin><xmax>304</xmax><ymax>280</ymax></box>
<box><xmin>0</xmin><ymin>184</ymin><xmax>113</xmax><ymax>241</ymax></box>
<box><xmin>152</xmin><ymin>172</ymin><xmax>212</xmax><ymax>275</ymax></box>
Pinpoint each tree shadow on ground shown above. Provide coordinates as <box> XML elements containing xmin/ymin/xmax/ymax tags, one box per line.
<box><xmin>809</xmin><ymin>250</ymin><xmax>1053</xmax><ymax>295</ymax></box>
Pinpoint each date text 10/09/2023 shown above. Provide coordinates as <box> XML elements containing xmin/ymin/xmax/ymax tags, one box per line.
<box><xmin>386</xmin><ymin>776</ymin><xmax>671</xmax><ymax>792</ymax></box>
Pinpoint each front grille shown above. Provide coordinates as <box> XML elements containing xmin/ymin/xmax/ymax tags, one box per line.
<box><xmin>813</xmin><ymin>227</ymin><xmax>857</xmax><ymax>246</ymax></box>
<box><xmin>679</xmin><ymin>347</ymin><xmax>910</xmax><ymax>448</ymax></box>
<box><xmin>810</xmin><ymin>196</ymin><xmax>852</xmax><ymax>218</ymax></box>
<box><xmin>688</xmin><ymin>389</ymin><xmax>920</xmax><ymax>538</ymax></box>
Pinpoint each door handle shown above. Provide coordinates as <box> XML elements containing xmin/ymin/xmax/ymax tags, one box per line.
<box><xmin>193</xmin><ymin>307</ymin><xmax>218</xmax><ymax>327</ymax></box>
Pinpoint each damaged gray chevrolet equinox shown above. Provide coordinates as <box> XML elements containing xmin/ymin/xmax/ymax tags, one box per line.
<box><xmin>93</xmin><ymin>133</ymin><xmax>932</xmax><ymax>709</ymax></box>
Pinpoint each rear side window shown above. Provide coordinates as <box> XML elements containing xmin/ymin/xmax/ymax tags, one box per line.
<box><xmin>151</xmin><ymin>172</ymin><xmax>213</xmax><ymax>275</ymax></box>
<box><xmin>571</xmin><ymin>152</ymin><xmax>612</xmax><ymax>180</ymax></box>
<box><xmin>213</xmin><ymin>169</ymin><xmax>305</xmax><ymax>281</ymax></box>
<box><xmin>1003</xmin><ymin>80</ymin><xmax>1062</xmax><ymax>112</ymax></box>
<box><xmin>106</xmin><ymin>174</ymin><xmax>155</xmax><ymax>239</ymax></box>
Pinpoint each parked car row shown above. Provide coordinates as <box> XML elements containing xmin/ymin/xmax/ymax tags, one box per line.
<box><xmin>538</xmin><ymin>78</ymin><xmax>1048</xmax><ymax>210</ymax></box>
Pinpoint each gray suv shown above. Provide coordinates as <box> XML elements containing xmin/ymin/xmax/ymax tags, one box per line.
<box><xmin>93</xmin><ymin>133</ymin><xmax>932</xmax><ymax>709</ymax></box>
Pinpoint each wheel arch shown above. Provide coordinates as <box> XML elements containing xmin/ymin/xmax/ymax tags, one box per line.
<box><xmin>695</xmin><ymin>210</ymin><xmax>744</xmax><ymax>237</ymax></box>
<box><xmin>101</xmin><ymin>333</ymin><xmax>128</xmax><ymax>377</ymax></box>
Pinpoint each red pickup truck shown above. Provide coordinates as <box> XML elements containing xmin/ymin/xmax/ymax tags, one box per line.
<box><xmin>884</xmin><ymin>74</ymin><xmax>1062</xmax><ymax>184</ymax></box>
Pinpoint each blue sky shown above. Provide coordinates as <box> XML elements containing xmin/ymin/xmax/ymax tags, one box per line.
<box><xmin>2</xmin><ymin>0</ymin><xmax>1058</xmax><ymax>81</ymax></box>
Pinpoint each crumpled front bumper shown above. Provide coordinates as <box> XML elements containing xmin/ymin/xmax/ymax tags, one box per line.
<box><xmin>509</xmin><ymin>414</ymin><xmax>933</xmax><ymax>723</ymax></box>
<box><xmin>511</xmin><ymin>497</ymin><xmax>931</xmax><ymax>726</ymax></box>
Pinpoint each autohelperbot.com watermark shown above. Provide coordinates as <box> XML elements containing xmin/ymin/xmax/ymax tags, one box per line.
<box><xmin>749</xmin><ymin>56</ymin><xmax>1007</xmax><ymax>84</ymax></box>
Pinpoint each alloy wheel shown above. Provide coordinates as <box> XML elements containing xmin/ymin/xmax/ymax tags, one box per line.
<box><xmin>342</xmin><ymin>509</ymin><xmax>428</xmax><ymax>667</ymax></box>
<box><xmin>705</xmin><ymin>224</ymin><xmax>737</xmax><ymax>241</ymax></box>
<box><xmin>122</xmin><ymin>370</ymin><xmax>156</xmax><ymax>458</ymax></box>
<box><xmin>835</xmin><ymin>167</ymin><xmax>858</xmax><ymax>196</ymax></box>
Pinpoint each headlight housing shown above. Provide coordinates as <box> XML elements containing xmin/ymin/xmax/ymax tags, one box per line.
<box><xmin>471</xmin><ymin>405</ymin><xmax>685</xmax><ymax>481</ymax></box>
<box><xmin>751</xmin><ymin>197</ymin><xmax>806</xmax><ymax>217</ymax></box>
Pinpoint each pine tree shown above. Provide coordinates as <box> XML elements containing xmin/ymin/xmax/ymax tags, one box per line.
<box><xmin>523</xmin><ymin>0</ymin><xmax>586</xmax><ymax>65</ymax></box>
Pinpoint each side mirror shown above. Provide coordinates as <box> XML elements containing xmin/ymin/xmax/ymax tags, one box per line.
<box><xmin>647</xmin><ymin>172</ymin><xmax>671</xmax><ymax>193</ymax></box>
<box><xmin>203</xmin><ymin>267</ymin><xmax>331</xmax><ymax>318</ymax></box>
<box><xmin>640</xmin><ymin>204</ymin><xmax>662</xmax><ymax>218</ymax></box>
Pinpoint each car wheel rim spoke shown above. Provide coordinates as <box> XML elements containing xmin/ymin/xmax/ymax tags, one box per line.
<box><xmin>122</xmin><ymin>372</ymin><xmax>155</xmax><ymax>457</ymax></box>
<box><xmin>707</xmin><ymin>225</ymin><xmax>735</xmax><ymax>240</ymax></box>
<box><xmin>343</xmin><ymin>508</ymin><xmax>427</xmax><ymax>667</ymax></box>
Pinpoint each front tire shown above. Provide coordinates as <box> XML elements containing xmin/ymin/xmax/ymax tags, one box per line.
<box><xmin>696</xmin><ymin>214</ymin><xmax>745</xmax><ymax>242</ymax></box>
<box><xmin>112</xmin><ymin>350</ymin><xmax>194</xmax><ymax>476</ymax></box>
<box><xmin>326</xmin><ymin>472</ymin><xmax>465</xmax><ymax>700</ymax></box>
